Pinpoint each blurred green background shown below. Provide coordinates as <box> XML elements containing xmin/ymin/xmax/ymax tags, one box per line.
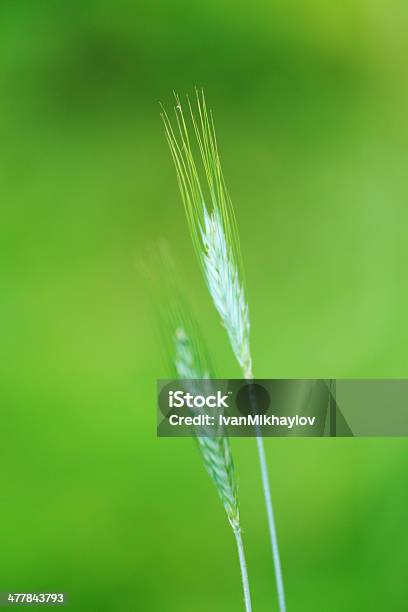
<box><xmin>2</xmin><ymin>1</ymin><xmax>408</xmax><ymax>610</ymax></box>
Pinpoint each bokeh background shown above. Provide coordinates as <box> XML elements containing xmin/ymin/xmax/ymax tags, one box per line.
<box><xmin>2</xmin><ymin>1</ymin><xmax>408</xmax><ymax>610</ymax></box>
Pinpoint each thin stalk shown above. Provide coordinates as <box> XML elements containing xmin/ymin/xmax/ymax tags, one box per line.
<box><xmin>233</xmin><ymin>527</ymin><xmax>252</xmax><ymax>612</ymax></box>
<box><xmin>256</xmin><ymin>436</ymin><xmax>286</xmax><ymax>612</ymax></box>
<box><xmin>247</xmin><ymin>366</ymin><xmax>286</xmax><ymax>612</ymax></box>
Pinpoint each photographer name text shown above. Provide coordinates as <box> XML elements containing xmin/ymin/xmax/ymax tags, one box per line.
<box><xmin>168</xmin><ymin>414</ymin><xmax>316</xmax><ymax>429</ymax></box>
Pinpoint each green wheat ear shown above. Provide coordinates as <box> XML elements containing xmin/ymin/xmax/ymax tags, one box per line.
<box><xmin>146</xmin><ymin>246</ymin><xmax>252</xmax><ymax>611</ymax></box>
<box><xmin>171</xmin><ymin>323</ymin><xmax>251</xmax><ymax>612</ymax></box>
<box><xmin>161</xmin><ymin>91</ymin><xmax>252</xmax><ymax>377</ymax></box>
<box><xmin>173</xmin><ymin>327</ymin><xmax>240</xmax><ymax>530</ymax></box>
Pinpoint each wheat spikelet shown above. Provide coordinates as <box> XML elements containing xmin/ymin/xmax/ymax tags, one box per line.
<box><xmin>145</xmin><ymin>246</ymin><xmax>252</xmax><ymax>609</ymax></box>
<box><xmin>161</xmin><ymin>92</ymin><xmax>252</xmax><ymax>377</ymax></box>
<box><xmin>173</xmin><ymin>325</ymin><xmax>252</xmax><ymax>611</ymax></box>
<box><xmin>174</xmin><ymin>327</ymin><xmax>240</xmax><ymax>530</ymax></box>
<box><xmin>201</xmin><ymin>206</ymin><xmax>252</xmax><ymax>377</ymax></box>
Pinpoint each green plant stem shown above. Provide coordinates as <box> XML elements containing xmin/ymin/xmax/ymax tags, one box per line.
<box><xmin>255</xmin><ymin>435</ymin><xmax>286</xmax><ymax>612</ymax></box>
<box><xmin>233</xmin><ymin>527</ymin><xmax>252</xmax><ymax>612</ymax></box>
<box><xmin>246</xmin><ymin>367</ymin><xmax>286</xmax><ymax>612</ymax></box>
